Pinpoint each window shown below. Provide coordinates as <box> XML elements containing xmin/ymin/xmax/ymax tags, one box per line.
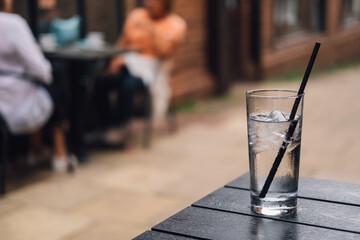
<box><xmin>341</xmin><ymin>0</ymin><xmax>360</xmax><ymax>27</ymax></box>
<box><xmin>273</xmin><ymin>0</ymin><xmax>301</xmax><ymax>40</ymax></box>
<box><xmin>272</xmin><ymin>0</ymin><xmax>325</xmax><ymax>44</ymax></box>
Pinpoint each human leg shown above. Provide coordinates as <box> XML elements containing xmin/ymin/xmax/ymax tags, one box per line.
<box><xmin>92</xmin><ymin>71</ymin><xmax>123</xmax><ymax>130</ymax></box>
<box><xmin>117</xmin><ymin>67</ymin><xmax>146</xmax><ymax>125</ymax></box>
<box><xmin>45</xmin><ymin>75</ymin><xmax>71</xmax><ymax>172</ymax></box>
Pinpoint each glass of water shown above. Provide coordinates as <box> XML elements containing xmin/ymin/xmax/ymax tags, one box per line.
<box><xmin>246</xmin><ymin>89</ymin><xmax>304</xmax><ymax>216</ymax></box>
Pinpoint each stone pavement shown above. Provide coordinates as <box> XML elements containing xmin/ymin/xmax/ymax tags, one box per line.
<box><xmin>1</xmin><ymin>66</ymin><xmax>360</xmax><ymax>239</ymax></box>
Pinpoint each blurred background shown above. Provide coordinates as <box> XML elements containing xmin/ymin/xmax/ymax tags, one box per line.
<box><xmin>1</xmin><ymin>0</ymin><xmax>360</xmax><ymax>239</ymax></box>
<box><xmin>14</xmin><ymin>0</ymin><xmax>360</xmax><ymax>98</ymax></box>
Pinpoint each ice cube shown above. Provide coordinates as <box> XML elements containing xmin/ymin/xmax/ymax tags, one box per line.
<box><xmin>269</xmin><ymin>110</ymin><xmax>287</xmax><ymax>122</ymax></box>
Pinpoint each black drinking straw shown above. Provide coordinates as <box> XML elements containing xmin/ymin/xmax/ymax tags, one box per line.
<box><xmin>259</xmin><ymin>42</ymin><xmax>321</xmax><ymax>199</ymax></box>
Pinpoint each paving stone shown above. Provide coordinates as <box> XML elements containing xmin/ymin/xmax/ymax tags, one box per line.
<box><xmin>73</xmin><ymin>190</ymin><xmax>186</xmax><ymax>226</ymax></box>
<box><xmin>85</xmin><ymin>165</ymin><xmax>185</xmax><ymax>194</ymax></box>
<box><xmin>68</xmin><ymin>222</ymin><xmax>145</xmax><ymax>240</ymax></box>
<box><xmin>7</xmin><ymin>178</ymin><xmax>108</xmax><ymax>211</ymax></box>
<box><xmin>0</xmin><ymin>199</ymin><xmax>18</xmax><ymax>216</ymax></box>
<box><xmin>0</xmin><ymin>206</ymin><xmax>91</xmax><ymax>240</ymax></box>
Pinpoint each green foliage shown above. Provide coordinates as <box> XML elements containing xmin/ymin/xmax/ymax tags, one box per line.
<box><xmin>175</xmin><ymin>99</ymin><xmax>197</xmax><ymax>113</ymax></box>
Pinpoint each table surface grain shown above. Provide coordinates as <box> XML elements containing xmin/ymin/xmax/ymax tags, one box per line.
<box><xmin>134</xmin><ymin>173</ymin><xmax>360</xmax><ymax>240</ymax></box>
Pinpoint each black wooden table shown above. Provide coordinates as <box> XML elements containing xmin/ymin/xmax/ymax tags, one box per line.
<box><xmin>134</xmin><ymin>172</ymin><xmax>360</xmax><ymax>239</ymax></box>
<box><xmin>43</xmin><ymin>46</ymin><xmax>129</xmax><ymax>162</ymax></box>
<box><xmin>43</xmin><ymin>45</ymin><xmax>126</xmax><ymax>61</ymax></box>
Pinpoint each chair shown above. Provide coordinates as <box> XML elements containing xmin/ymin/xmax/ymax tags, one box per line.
<box><xmin>133</xmin><ymin>86</ymin><xmax>152</xmax><ymax>148</ymax></box>
<box><xmin>88</xmin><ymin>64</ymin><xmax>177</xmax><ymax>149</ymax></box>
<box><xmin>0</xmin><ymin>111</ymin><xmax>77</xmax><ymax>196</ymax></box>
<box><xmin>136</xmin><ymin>60</ymin><xmax>179</xmax><ymax>148</ymax></box>
<box><xmin>0</xmin><ymin>114</ymin><xmax>8</xmax><ymax>196</ymax></box>
<box><xmin>133</xmin><ymin>86</ymin><xmax>177</xmax><ymax>149</ymax></box>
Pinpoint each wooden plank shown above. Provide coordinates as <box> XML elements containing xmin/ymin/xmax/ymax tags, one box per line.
<box><xmin>153</xmin><ymin>206</ymin><xmax>360</xmax><ymax>240</ymax></box>
<box><xmin>193</xmin><ymin>187</ymin><xmax>360</xmax><ymax>234</ymax></box>
<box><xmin>133</xmin><ymin>230</ymin><xmax>196</xmax><ymax>240</ymax></box>
<box><xmin>226</xmin><ymin>172</ymin><xmax>360</xmax><ymax>206</ymax></box>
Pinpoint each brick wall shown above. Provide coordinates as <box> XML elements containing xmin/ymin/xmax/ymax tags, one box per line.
<box><xmin>85</xmin><ymin>0</ymin><xmax>119</xmax><ymax>43</ymax></box>
<box><xmin>236</xmin><ymin>0</ymin><xmax>257</xmax><ymax>79</ymax></box>
<box><xmin>169</xmin><ymin>0</ymin><xmax>214</xmax><ymax>102</ymax></box>
<box><xmin>326</xmin><ymin>0</ymin><xmax>341</xmax><ymax>35</ymax></box>
<box><xmin>259</xmin><ymin>0</ymin><xmax>360</xmax><ymax>78</ymax></box>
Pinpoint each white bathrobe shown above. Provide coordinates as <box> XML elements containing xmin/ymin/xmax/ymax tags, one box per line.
<box><xmin>123</xmin><ymin>52</ymin><xmax>172</xmax><ymax>127</ymax></box>
<box><xmin>0</xmin><ymin>12</ymin><xmax>53</xmax><ymax>134</ymax></box>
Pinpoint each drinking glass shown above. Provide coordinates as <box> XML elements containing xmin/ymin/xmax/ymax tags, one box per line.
<box><xmin>246</xmin><ymin>89</ymin><xmax>304</xmax><ymax>216</ymax></box>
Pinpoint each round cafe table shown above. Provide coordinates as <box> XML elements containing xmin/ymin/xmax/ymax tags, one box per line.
<box><xmin>43</xmin><ymin>44</ymin><xmax>132</xmax><ymax>162</ymax></box>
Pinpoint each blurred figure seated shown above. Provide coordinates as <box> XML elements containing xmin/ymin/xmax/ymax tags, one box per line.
<box><xmin>38</xmin><ymin>0</ymin><xmax>81</xmax><ymax>47</ymax></box>
<box><xmin>0</xmin><ymin>0</ymin><xmax>71</xmax><ymax>172</ymax></box>
<box><xmin>93</xmin><ymin>0</ymin><xmax>186</xmax><ymax>142</ymax></box>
